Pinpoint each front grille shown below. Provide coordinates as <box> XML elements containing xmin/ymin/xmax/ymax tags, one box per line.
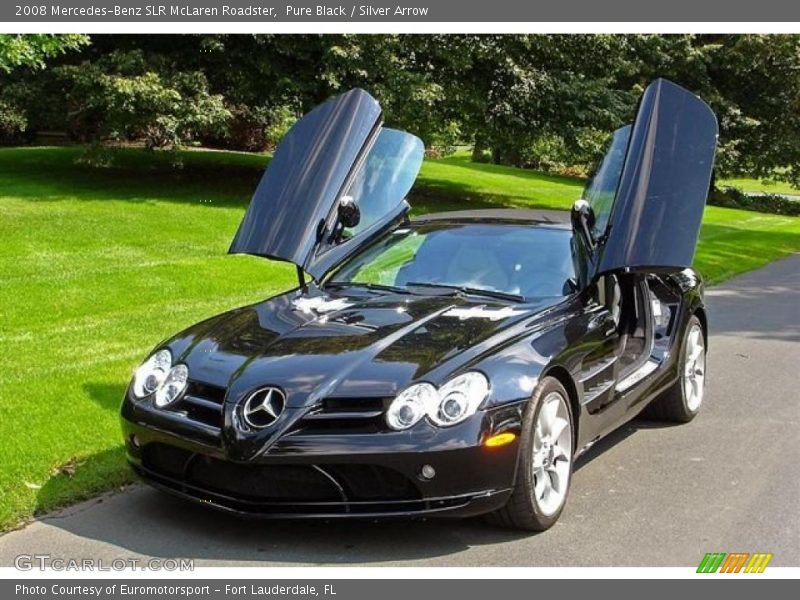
<box><xmin>141</xmin><ymin>442</ymin><xmax>192</xmax><ymax>478</ymax></box>
<box><xmin>189</xmin><ymin>457</ymin><xmax>342</xmax><ymax>501</ymax></box>
<box><xmin>164</xmin><ymin>380</ymin><xmax>226</xmax><ymax>430</ymax></box>
<box><xmin>138</xmin><ymin>442</ymin><xmax>423</xmax><ymax>514</ymax></box>
<box><xmin>325</xmin><ymin>464</ymin><xmax>419</xmax><ymax>500</ymax></box>
<box><xmin>292</xmin><ymin>397</ymin><xmax>391</xmax><ymax>435</ymax></box>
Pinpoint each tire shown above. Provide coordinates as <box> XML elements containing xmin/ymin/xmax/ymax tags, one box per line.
<box><xmin>645</xmin><ymin>314</ymin><xmax>706</xmax><ymax>423</ymax></box>
<box><xmin>488</xmin><ymin>376</ymin><xmax>574</xmax><ymax>531</ymax></box>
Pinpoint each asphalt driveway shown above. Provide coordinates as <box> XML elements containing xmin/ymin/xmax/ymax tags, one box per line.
<box><xmin>1</xmin><ymin>254</ymin><xmax>798</xmax><ymax>567</ymax></box>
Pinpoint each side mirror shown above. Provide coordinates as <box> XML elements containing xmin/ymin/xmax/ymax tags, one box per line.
<box><xmin>571</xmin><ymin>199</ymin><xmax>596</xmax><ymax>249</ymax></box>
<box><xmin>337</xmin><ymin>195</ymin><xmax>361</xmax><ymax>229</ymax></box>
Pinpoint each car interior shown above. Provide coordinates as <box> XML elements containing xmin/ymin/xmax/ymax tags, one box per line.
<box><xmin>393</xmin><ymin>225</ymin><xmax>577</xmax><ymax>298</ymax></box>
<box><xmin>597</xmin><ymin>273</ymin><xmax>653</xmax><ymax>379</ymax></box>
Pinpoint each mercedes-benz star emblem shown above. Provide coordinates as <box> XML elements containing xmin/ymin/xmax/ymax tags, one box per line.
<box><xmin>242</xmin><ymin>387</ymin><xmax>286</xmax><ymax>429</ymax></box>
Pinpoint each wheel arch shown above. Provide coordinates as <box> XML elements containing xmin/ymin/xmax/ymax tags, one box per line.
<box><xmin>693</xmin><ymin>305</ymin><xmax>708</xmax><ymax>347</ymax></box>
<box><xmin>541</xmin><ymin>364</ymin><xmax>580</xmax><ymax>450</ymax></box>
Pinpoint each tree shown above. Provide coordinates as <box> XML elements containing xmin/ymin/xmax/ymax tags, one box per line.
<box><xmin>6</xmin><ymin>33</ymin><xmax>800</xmax><ymax>184</ymax></box>
<box><xmin>428</xmin><ymin>35</ymin><xmax>636</xmax><ymax>170</ymax></box>
<box><xmin>0</xmin><ymin>34</ymin><xmax>88</xmax><ymax>73</ymax></box>
<box><xmin>708</xmin><ymin>35</ymin><xmax>800</xmax><ymax>185</ymax></box>
<box><xmin>56</xmin><ymin>50</ymin><xmax>230</xmax><ymax>149</ymax></box>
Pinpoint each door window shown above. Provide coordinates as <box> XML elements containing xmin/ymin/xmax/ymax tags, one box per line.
<box><xmin>583</xmin><ymin>125</ymin><xmax>631</xmax><ymax>241</ymax></box>
<box><xmin>340</xmin><ymin>128</ymin><xmax>424</xmax><ymax>238</ymax></box>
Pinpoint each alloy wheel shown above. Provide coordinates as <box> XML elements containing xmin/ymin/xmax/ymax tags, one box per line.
<box><xmin>532</xmin><ymin>391</ymin><xmax>572</xmax><ymax>516</ymax></box>
<box><xmin>683</xmin><ymin>323</ymin><xmax>706</xmax><ymax>412</ymax></box>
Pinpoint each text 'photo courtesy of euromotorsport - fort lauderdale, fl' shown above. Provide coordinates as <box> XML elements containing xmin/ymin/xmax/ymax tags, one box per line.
<box><xmin>1</xmin><ymin>0</ymin><xmax>799</xmax><ymax>594</ymax></box>
<box><xmin>37</xmin><ymin>4</ymin><xmax>430</xmax><ymax>18</ymax></box>
<box><xmin>15</xmin><ymin>585</ymin><xmax>326</xmax><ymax>597</ymax></box>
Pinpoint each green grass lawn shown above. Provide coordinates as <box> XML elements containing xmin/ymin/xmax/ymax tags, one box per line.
<box><xmin>2</xmin><ymin>146</ymin><xmax>800</xmax><ymax>531</ymax></box>
<box><xmin>718</xmin><ymin>176</ymin><xmax>800</xmax><ymax>196</ymax></box>
<box><xmin>417</xmin><ymin>153</ymin><xmax>583</xmax><ymax>209</ymax></box>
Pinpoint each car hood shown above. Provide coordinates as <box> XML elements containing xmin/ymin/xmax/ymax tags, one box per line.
<box><xmin>166</xmin><ymin>288</ymin><xmax>566</xmax><ymax>409</ymax></box>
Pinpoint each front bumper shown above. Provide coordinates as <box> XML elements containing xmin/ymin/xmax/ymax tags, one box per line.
<box><xmin>121</xmin><ymin>398</ymin><xmax>522</xmax><ymax>519</ymax></box>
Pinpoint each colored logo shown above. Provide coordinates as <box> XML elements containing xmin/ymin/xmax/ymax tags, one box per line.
<box><xmin>697</xmin><ymin>552</ymin><xmax>773</xmax><ymax>573</ymax></box>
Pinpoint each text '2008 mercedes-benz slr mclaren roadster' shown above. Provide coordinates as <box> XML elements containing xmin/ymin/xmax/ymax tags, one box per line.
<box><xmin>121</xmin><ymin>78</ymin><xmax>717</xmax><ymax>530</ymax></box>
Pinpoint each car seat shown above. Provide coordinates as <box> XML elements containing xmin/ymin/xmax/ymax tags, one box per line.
<box><xmin>444</xmin><ymin>243</ymin><xmax>509</xmax><ymax>291</ymax></box>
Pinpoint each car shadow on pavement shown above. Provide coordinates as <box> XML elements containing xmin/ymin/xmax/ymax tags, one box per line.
<box><xmin>38</xmin><ymin>374</ymin><xmax>537</xmax><ymax>567</ymax></box>
<box><xmin>27</xmin><ymin>384</ymin><xmax>683</xmax><ymax>565</ymax></box>
<box><xmin>574</xmin><ymin>417</ymin><xmax>681</xmax><ymax>473</ymax></box>
<box><xmin>33</xmin><ymin>467</ymin><xmax>534</xmax><ymax>564</ymax></box>
<box><xmin>30</xmin><ymin>416</ymin><xmax>679</xmax><ymax>566</ymax></box>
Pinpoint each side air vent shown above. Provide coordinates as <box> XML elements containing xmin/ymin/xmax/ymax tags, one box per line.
<box><xmin>292</xmin><ymin>397</ymin><xmax>390</xmax><ymax>435</ymax></box>
<box><xmin>164</xmin><ymin>380</ymin><xmax>226</xmax><ymax>430</ymax></box>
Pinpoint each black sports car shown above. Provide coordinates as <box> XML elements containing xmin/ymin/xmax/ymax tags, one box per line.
<box><xmin>121</xmin><ymin>78</ymin><xmax>717</xmax><ymax>530</ymax></box>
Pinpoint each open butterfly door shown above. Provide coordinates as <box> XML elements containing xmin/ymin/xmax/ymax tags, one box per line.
<box><xmin>585</xmin><ymin>79</ymin><xmax>718</xmax><ymax>276</ymax></box>
<box><xmin>229</xmin><ymin>88</ymin><xmax>424</xmax><ymax>281</ymax></box>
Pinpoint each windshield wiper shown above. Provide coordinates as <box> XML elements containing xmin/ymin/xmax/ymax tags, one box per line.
<box><xmin>324</xmin><ymin>281</ymin><xmax>412</xmax><ymax>295</ymax></box>
<box><xmin>405</xmin><ymin>282</ymin><xmax>524</xmax><ymax>303</ymax></box>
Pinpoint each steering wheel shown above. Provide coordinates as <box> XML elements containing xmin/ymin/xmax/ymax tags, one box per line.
<box><xmin>521</xmin><ymin>270</ymin><xmax>569</xmax><ymax>297</ymax></box>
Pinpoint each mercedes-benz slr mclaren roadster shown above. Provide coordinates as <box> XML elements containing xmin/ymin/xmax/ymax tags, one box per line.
<box><xmin>121</xmin><ymin>78</ymin><xmax>717</xmax><ymax>530</ymax></box>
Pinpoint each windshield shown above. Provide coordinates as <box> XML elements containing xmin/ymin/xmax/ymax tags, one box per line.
<box><xmin>329</xmin><ymin>223</ymin><xmax>576</xmax><ymax>299</ymax></box>
<box><xmin>583</xmin><ymin>125</ymin><xmax>631</xmax><ymax>240</ymax></box>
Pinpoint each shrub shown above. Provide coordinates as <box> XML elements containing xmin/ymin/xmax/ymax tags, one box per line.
<box><xmin>709</xmin><ymin>186</ymin><xmax>800</xmax><ymax>216</ymax></box>
<box><xmin>0</xmin><ymin>100</ymin><xmax>28</xmax><ymax>145</ymax></box>
<box><xmin>488</xmin><ymin>128</ymin><xmax>608</xmax><ymax>177</ymax></box>
<box><xmin>263</xmin><ymin>105</ymin><xmax>296</xmax><ymax>150</ymax></box>
<box><xmin>203</xmin><ymin>104</ymin><xmax>296</xmax><ymax>152</ymax></box>
<box><xmin>73</xmin><ymin>142</ymin><xmax>116</xmax><ymax>167</ymax></box>
<box><xmin>424</xmin><ymin>121</ymin><xmax>461</xmax><ymax>158</ymax></box>
<box><xmin>55</xmin><ymin>50</ymin><xmax>230</xmax><ymax>150</ymax></box>
<box><xmin>522</xmin><ymin>134</ymin><xmax>570</xmax><ymax>173</ymax></box>
<box><xmin>1</xmin><ymin>77</ymin><xmax>65</xmax><ymax>135</ymax></box>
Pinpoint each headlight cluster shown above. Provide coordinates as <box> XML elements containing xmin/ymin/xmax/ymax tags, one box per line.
<box><xmin>131</xmin><ymin>349</ymin><xmax>189</xmax><ymax>407</ymax></box>
<box><xmin>386</xmin><ymin>372</ymin><xmax>489</xmax><ymax>431</ymax></box>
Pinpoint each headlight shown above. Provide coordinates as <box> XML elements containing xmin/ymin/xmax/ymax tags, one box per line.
<box><xmin>386</xmin><ymin>372</ymin><xmax>490</xmax><ymax>430</ymax></box>
<box><xmin>154</xmin><ymin>364</ymin><xmax>189</xmax><ymax>407</ymax></box>
<box><xmin>429</xmin><ymin>372</ymin><xmax>490</xmax><ymax>427</ymax></box>
<box><xmin>132</xmin><ymin>349</ymin><xmax>172</xmax><ymax>398</ymax></box>
<box><xmin>385</xmin><ymin>383</ymin><xmax>438</xmax><ymax>431</ymax></box>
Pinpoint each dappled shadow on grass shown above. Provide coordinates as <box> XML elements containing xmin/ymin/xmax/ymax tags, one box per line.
<box><xmin>33</xmin><ymin>446</ymin><xmax>133</xmax><ymax>522</ymax></box>
<box><xmin>1</xmin><ymin>146</ymin><xmax>577</xmax><ymax>215</ymax></box>
<box><xmin>28</xmin><ymin>384</ymin><xmax>134</xmax><ymax>522</ymax></box>
<box><xmin>407</xmin><ymin>190</ymin><xmax>500</xmax><ymax>215</ymax></box>
<box><xmin>430</xmin><ymin>154</ymin><xmax>585</xmax><ymax>188</ymax></box>
<box><xmin>696</xmin><ymin>222</ymin><xmax>800</xmax><ymax>286</ymax></box>
<box><xmin>410</xmin><ymin>183</ymin><xmax>568</xmax><ymax>213</ymax></box>
<box><xmin>84</xmin><ymin>382</ymin><xmax>128</xmax><ymax>414</ymax></box>
<box><xmin>0</xmin><ymin>146</ymin><xmax>265</xmax><ymax>208</ymax></box>
<box><xmin>415</xmin><ymin>155</ymin><xmax>582</xmax><ymax>212</ymax></box>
